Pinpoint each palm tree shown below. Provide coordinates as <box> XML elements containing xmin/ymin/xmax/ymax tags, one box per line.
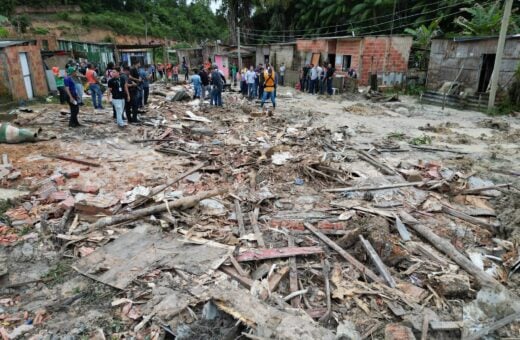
<box><xmin>454</xmin><ymin>1</ymin><xmax>503</xmax><ymax>36</ymax></box>
<box><xmin>350</xmin><ymin>0</ymin><xmax>394</xmax><ymax>27</ymax></box>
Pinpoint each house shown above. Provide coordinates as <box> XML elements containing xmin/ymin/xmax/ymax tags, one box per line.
<box><xmin>0</xmin><ymin>40</ymin><xmax>48</xmax><ymax>102</ymax></box>
<box><xmin>295</xmin><ymin>35</ymin><xmax>413</xmax><ymax>86</ymax></box>
<box><xmin>254</xmin><ymin>43</ymin><xmax>296</xmax><ymax>69</ymax></box>
<box><xmin>58</xmin><ymin>39</ymin><xmax>115</xmax><ymax>69</ymax></box>
<box><xmin>426</xmin><ymin>35</ymin><xmax>520</xmax><ymax>94</ymax></box>
<box><xmin>116</xmin><ymin>43</ymin><xmax>163</xmax><ymax>67</ymax></box>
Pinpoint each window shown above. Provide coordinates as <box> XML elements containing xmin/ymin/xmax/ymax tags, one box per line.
<box><xmin>342</xmin><ymin>55</ymin><xmax>352</xmax><ymax>71</ymax></box>
<box><xmin>41</xmin><ymin>40</ymin><xmax>49</xmax><ymax>51</ymax></box>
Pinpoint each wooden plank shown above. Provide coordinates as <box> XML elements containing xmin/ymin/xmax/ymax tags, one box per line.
<box><xmin>442</xmin><ymin>205</ymin><xmax>497</xmax><ymax>231</ymax></box>
<box><xmin>235</xmin><ymin>199</ymin><xmax>246</xmax><ymax>237</ymax></box>
<box><xmin>359</xmin><ymin>235</ymin><xmax>396</xmax><ymax>288</ymax></box>
<box><xmin>129</xmin><ymin>161</ymin><xmax>208</xmax><ymax>209</ymax></box>
<box><xmin>357</xmin><ymin>150</ymin><xmax>396</xmax><ymax>175</ymax></box>
<box><xmin>461</xmin><ymin>183</ymin><xmax>511</xmax><ymax>195</ymax></box>
<box><xmin>219</xmin><ymin>266</ymin><xmax>253</xmax><ymax>288</ymax></box>
<box><xmin>288</xmin><ymin>236</ymin><xmax>300</xmax><ymax>308</ymax></box>
<box><xmin>395</xmin><ymin>215</ymin><xmax>411</xmax><ymax>241</ymax></box>
<box><xmin>324</xmin><ymin>180</ymin><xmax>439</xmax><ymax>193</ymax></box>
<box><xmin>229</xmin><ymin>255</ymin><xmax>248</xmax><ymax>277</ymax></box>
<box><xmin>268</xmin><ymin>266</ymin><xmax>289</xmax><ymax>292</ymax></box>
<box><xmin>429</xmin><ymin>321</ymin><xmax>463</xmax><ymax>331</ymax></box>
<box><xmin>235</xmin><ymin>246</ymin><xmax>324</xmax><ymax>262</ymax></box>
<box><xmin>250</xmin><ymin>207</ymin><xmax>265</xmax><ymax>248</ymax></box>
<box><xmin>408</xmin><ymin>224</ymin><xmax>500</xmax><ymax>287</ymax></box>
<box><xmin>303</xmin><ymin>222</ymin><xmax>382</xmax><ymax>283</ymax></box>
<box><xmin>408</xmin><ymin>144</ymin><xmax>469</xmax><ymax>154</ymax></box>
<box><xmin>464</xmin><ymin>312</ymin><xmax>520</xmax><ymax>340</ymax></box>
<box><xmin>42</xmin><ymin>153</ymin><xmax>100</xmax><ymax>167</ymax></box>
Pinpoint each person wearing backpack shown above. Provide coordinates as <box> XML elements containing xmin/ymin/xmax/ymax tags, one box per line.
<box><xmin>261</xmin><ymin>65</ymin><xmax>276</xmax><ymax>110</ymax></box>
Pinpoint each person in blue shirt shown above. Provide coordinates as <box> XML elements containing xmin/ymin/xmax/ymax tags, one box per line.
<box><xmin>63</xmin><ymin>67</ymin><xmax>81</xmax><ymax>128</ymax></box>
<box><xmin>138</xmin><ymin>64</ymin><xmax>150</xmax><ymax>107</ymax></box>
<box><xmin>191</xmin><ymin>68</ymin><xmax>202</xmax><ymax>99</ymax></box>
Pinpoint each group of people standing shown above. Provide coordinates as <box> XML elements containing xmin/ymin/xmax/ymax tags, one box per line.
<box><xmin>190</xmin><ymin>63</ymin><xmax>224</xmax><ymax>106</ymax></box>
<box><xmin>157</xmin><ymin>58</ymin><xmax>190</xmax><ymax>83</ymax></box>
<box><xmin>299</xmin><ymin>63</ymin><xmax>336</xmax><ymax>95</ymax></box>
<box><xmin>53</xmin><ymin>60</ymin><xmax>152</xmax><ymax>128</ymax></box>
<box><xmin>234</xmin><ymin>63</ymin><xmax>279</xmax><ymax>109</ymax></box>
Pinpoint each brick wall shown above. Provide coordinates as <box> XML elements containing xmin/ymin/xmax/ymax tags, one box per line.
<box><xmin>359</xmin><ymin>36</ymin><xmax>412</xmax><ymax>85</ymax></box>
<box><xmin>1</xmin><ymin>44</ymin><xmax>48</xmax><ymax>101</ymax></box>
<box><xmin>296</xmin><ymin>39</ymin><xmax>328</xmax><ymax>53</ymax></box>
<box><xmin>336</xmin><ymin>39</ymin><xmax>361</xmax><ymax>72</ymax></box>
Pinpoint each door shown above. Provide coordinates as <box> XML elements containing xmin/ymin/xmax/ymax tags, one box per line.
<box><xmin>478</xmin><ymin>54</ymin><xmax>495</xmax><ymax>93</ymax></box>
<box><xmin>311</xmin><ymin>53</ymin><xmax>320</xmax><ymax>66</ymax></box>
<box><xmin>19</xmin><ymin>53</ymin><xmax>34</xmax><ymax>99</ymax></box>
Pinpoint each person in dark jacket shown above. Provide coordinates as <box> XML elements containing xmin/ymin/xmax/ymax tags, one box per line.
<box><xmin>210</xmin><ymin>64</ymin><xmax>223</xmax><ymax>106</ymax></box>
<box><xmin>326</xmin><ymin>63</ymin><xmax>336</xmax><ymax>95</ymax></box>
<box><xmin>199</xmin><ymin>67</ymin><xmax>210</xmax><ymax>100</ymax></box>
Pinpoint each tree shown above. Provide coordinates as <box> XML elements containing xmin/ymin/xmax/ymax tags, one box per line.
<box><xmin>350</xmin><ymin>0</ymin><xmax>393</xmax><ymax>26</ymax></box>
<box><xmin>454</xmin><ymin>1</ymin><xmax>502</xmax><ymax>36</ymax></box>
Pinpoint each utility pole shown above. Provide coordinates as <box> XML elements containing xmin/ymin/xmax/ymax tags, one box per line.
<box><xmin>237</xmin><ymin>27</ymin><xmax>242</xmax><ymax>71</ymax></box>
<box><xmin>488</xmin><ymin>0</ymin><xmax>513</xmax><ymax>110</ymax></box>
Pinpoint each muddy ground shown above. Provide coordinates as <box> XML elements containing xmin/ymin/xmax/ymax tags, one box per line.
<box><xmin>0</xmin><ymin>83</ymin><xmax>519</xmax><ymax>339</ymax></box>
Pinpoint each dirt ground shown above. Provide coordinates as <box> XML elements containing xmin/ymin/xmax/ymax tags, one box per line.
<box><xmin>0</xmin><ymin>83</ymin><xmax>519</xmax><ymax>339</ymax></box>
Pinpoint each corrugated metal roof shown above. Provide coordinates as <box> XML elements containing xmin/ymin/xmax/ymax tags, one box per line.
<box><xmin>433</xmin><ymin>34</ymin><xmax>520</xmax><ymax>42</ymax></box>
<box><xmin>0</xmin><ymin>40</ymin><xmax>30</xmax><ymax>48</ymax></box>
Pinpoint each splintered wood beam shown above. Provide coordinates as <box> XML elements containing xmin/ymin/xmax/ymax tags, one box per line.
<box><xmin>359</xmin><ymin>235</ymin><xmax>396</xmax><ymax>288</ymax></box>
<box><xmin>235</xmin><ymin>246</ymin><xmax>324</xmax><ymax>262</ymax></box>
<box><xmin>303</xmin><ymin>222</ymin><xmax>382</xmax><ymax>283</ymax></box>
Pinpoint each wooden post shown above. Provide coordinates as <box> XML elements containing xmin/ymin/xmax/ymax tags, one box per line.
<box><xmin>488</xmin><ymin>0</ymin><xmax>514</xmax><ymax>110</ymax></box>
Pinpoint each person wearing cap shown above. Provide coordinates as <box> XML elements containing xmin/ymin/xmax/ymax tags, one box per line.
<box><xmin>63</xmin><ymin>67</ymin><xmax>81</xmax><ymax>127</ymax></box>
<box><xmin>210</xmin><ymin>64</ymin><xmax>223</xmax><ymax>106</ymax></box>
<box><xmin>52</xmin><ymin>67</ymin><xmax>66</xmax><ymax>104</ymax></box>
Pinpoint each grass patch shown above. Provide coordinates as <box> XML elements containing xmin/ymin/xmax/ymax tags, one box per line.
<box><xmin>409</xmin><ymin>134</ymin><xmax>432</xmax><ymax>145</ymax></box>
<box><xmin>43</xmin><ymin>260</ymin><xmax>74</xmax><ymax>286</ymax></box>
<box><xmin>0</xmin><ymin>200</ymin><xmax>13</xmax><ymax>225</ymax></box>
<box><xmin>387</xmin><ymin>132</ymin><xmax>407</xmax><ymax>140</ymax></box>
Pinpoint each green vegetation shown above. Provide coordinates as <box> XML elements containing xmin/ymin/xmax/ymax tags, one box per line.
<box><xmin>1</xmin><ymin>0</ymin><xmax>228</xmax><ymax>42</ymax></box>
<box><xmin>0</xmin><ymin>200</ymin><xmax>12</xmax><ymax>225</ymax></box>
<box><xmin>409</xmin><ymin>134</ymin><xmax>433</xmax><ymax>145</ymax></box>
<box><xmin>0</xmin><ymin>0</ymin><xmax>518</xmax><ymax>47</ymax></box>
<box><xmin>387</xmin><ymin>132</ymin><xmax>407</xmax><ymax>140</ymax></box>
<box><xmin>43</xmin><ymin>260</ymin><xmax>74</xmax><ymax>286</ymax></box>
<box><xmin>0</xmin><ymin>27</ymin><xmax>8</xmax><ymax>38</ymax></box>
<box><xmin>31</xmin><ymin>26</ymin><xmax>49</xmax><ymax>35</ymax></box>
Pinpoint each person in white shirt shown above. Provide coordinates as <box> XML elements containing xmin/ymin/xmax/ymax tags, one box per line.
<box><xmin>279</xmin><ymin>63</ymin><xmax>286</xmax><ymax>86</ymax></box>
<box><xmin>246</xmin><ymin>66</ymin><xmax>257</xmax><ymax>99</ymax></box>
<box><xmin>309</xmin><ymin>64</ymin><xmax>318</xmax><ymax>94</ymax></box>
<box><xmin>316</xmin><ymin>64</ymin><xmax>323</xmax><ymax>94</ymax></box>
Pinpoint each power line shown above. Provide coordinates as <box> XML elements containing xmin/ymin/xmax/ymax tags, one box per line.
<box><xmin>239</xmin><ymin>4</ymin><xmax>490</xmax><ymax>45</ymax></box>
<box><xmin>243</xmin><ymin>0</ymin><xmax>471</xmax><ymax>34</ymax></box>
<box><xmin>239</xmin><ymin>0</ymin><xmax>492</xmax><ymax>43</ymax></box>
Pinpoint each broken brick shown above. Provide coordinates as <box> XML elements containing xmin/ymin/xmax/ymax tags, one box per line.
<box><xmin>35</xmin><ymin>182</ymin><xmax>57</xmax><ymax>200</ymax></box>
<box><xmin>74</xmin><ymin>193</ymin><xmax>120</xmax><ymax>215</ymax></box>
<box><xmin>384</xmin><ymin>323</ymin><xmax>416</xmax><ymax>340</ymax></box>
<box><xmin>50</xmin><ymin>174</ymin><xmax>66</xmax><ymax>186</ymax></box>
<box><xmin>59</xmin><ymin>196</ymin><xmax>76</xmax><ymax>209</ymax></box>
<box><xmin>48</xmin><ymin>191</ymin><xmax>70</xmax><ymax>203</ymax></box>
<box><xmin>70</xmin><ymin>184</ymin><xmax>100</xmax><ymax>195</ymax></box>
<box><xmin>317</xmin><ymin>220</ymin><xmax>347</xmax><ymax>230</ymax></box>
<box><xmin>270</xmin><ymin>219</ymin><xmax>305</xmax><ymax>230</ymax></box>
<box><xmin>62</xmin><ymin>170</ymin><xmax>80</xmax><ymax>179</ymax></box>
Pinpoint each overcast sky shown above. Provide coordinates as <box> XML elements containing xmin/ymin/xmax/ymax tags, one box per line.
<box><xmin>187</xmin><ymin>0</ymin><xmax>220</xmax><ymax>13</ymax></box>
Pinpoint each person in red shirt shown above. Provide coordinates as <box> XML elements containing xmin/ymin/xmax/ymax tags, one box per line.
<box><xmin>85</xmin><ymin>64</ymin><xmax>103</xmax><ymax>109</ymax></box>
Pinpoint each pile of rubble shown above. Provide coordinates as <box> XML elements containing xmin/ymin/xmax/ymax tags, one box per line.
<box><xmin>0</xmin><ymin>82</ymin><xmax>519</xmax><ymax>339</ymax></box>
